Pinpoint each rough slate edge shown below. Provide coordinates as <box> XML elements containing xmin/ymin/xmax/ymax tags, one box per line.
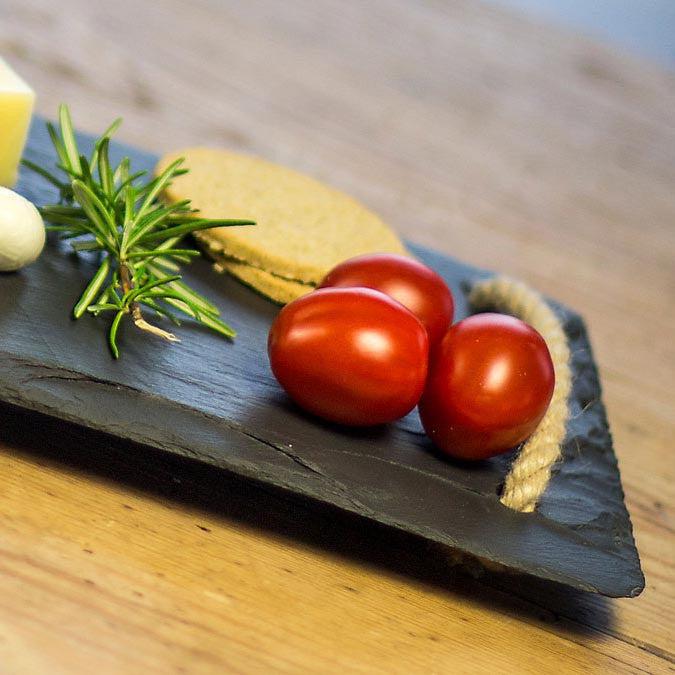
<box><xmin>0</xmin><ymin>118</ymin><xmax>643</xmax><ymax>597</ymax></box>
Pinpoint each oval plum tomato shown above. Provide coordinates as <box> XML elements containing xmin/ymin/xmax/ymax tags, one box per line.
<box><xmin>319</xmin><ymin>253</ymin><xmax>454</xmax><ymax>348</ymax></box>
<box><xmin>268</xmin><ymin>287</ymin><xmax>429</xmax><ymax>426</ymax></box>
<box><xmin>418</xmin><ymin>313</ymin><xmax>555</xmax><ymax>460</ymax></box>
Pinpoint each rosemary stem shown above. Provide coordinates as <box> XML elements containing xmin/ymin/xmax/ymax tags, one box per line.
<box><xmin>119</xmin><ymin>261</ymin><xmax>178</xmax><ymax>343</ymax></box>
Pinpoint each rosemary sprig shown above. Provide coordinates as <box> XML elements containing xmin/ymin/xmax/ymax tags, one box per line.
<box><xmin>23</xmin><ymin>105</ymin><xmax>254</xmax><ymax>358</ymax></box>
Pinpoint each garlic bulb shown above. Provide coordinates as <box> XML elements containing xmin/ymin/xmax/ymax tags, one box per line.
<box><xmin>0</xmin><ymin>186</ymin><xmax>45</xmax><ymax>271</ymax></box>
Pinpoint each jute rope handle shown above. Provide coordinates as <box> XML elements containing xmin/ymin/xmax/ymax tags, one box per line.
<box><xmin>468</xmin><ymin>277</ymin><xmax>572</xmax><ymax>512</ymax></box>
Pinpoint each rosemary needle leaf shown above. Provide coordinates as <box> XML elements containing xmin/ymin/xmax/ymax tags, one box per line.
<box><xmin>70</xmin><ymin>180</ymin><xmax>117</xmax><ymax>246</ymax></box>
<box><xmin>167</xmin><ymin>278</ymin><xmax>220</xmax><ymax>314</ymax></box>
<box><xmin>125</xmin><ymin>275</ymin><xmax>182</xmax><ymax>304</ymax></box>
<box><xmin>20</xmin><ymin>159</ymin><xmax>67</xmax><ymax>190</ymax></box>
<box><xmin>113</xmin><ymin>170</ymin><xmax>147</xmax><ymax>199</ymax></box>
<box><xmin>112</xmin><ymin>157</ymin><xmax>131</xmax><ymax>186</ymax></box>
<box><xmin>145</xmin><ymin>265</ymin><xmax>220</xmax><ymax>314</ymax></box>
<box><xmin>150</xmin><ymin>257</ymin><xmax>181</xmax><ymax>272</ymax></box>
<box><xmin>71</xmin><ymin>239</ymin><xmax>104</xmax><ymax>252</ymax></box>
<box><xmin>97</xmin><ymin>138</ymin><xmax>114</xmax><ymax>198</ymax></box>
<box><xmin>138</xmin><ymin>218</ymin><xmax>254</xmax><ymax>245</ymax></box>
<box><xmin>58</xmin><ymin>104</ymin><xmax>82</xmax><ymax>174</ymax></box>
<box><xmin>79</xmin><ymin>155</ymin><xmax>94</xmax><ymax>185</ymax></box>
<box><xmin>94</xmin><ymin>287</ymin><xmax>111</xmax><ymax>308</ymax></box>
<box><xmin>163</xmin><ymin>296</ymin><xmax>236</xmax><ymax>338</ymax></box>
<box><xmin>135</xmin><ymin>158</ymin><xmax>184</xmax><ymax>224</ymax></box>
<box><xmin>73</xmin><ymin>257</ymin><xmax>112</xmax><ymax>318</ymax></box>
<box><xmin>86</xmin><ymin>303</ymin><xmax>120</xmax><ymax>313</ymax></box>
<box><xmin>60</xmin><ymin>229</ymin><xmax>96</xmax><ymax>241</ymax></box>
<box><xmin>90</xmin><ymin>117</ymin><xmax>122</xmax><ymax>167</ymax></box>
<box><xmin>200</xmin><ymin>314</ymin><xmax>237</xmax><ymax>339</ymax></box>
<box><xmin>125</xmin><ymin>205</ymin><xmax>183</xmax><ymax>250</ymax></box>
<box><xmin>44</xmin><ymin>224</ymin><xmax>86</xmax><ymax>233</ymax></box>
<box><xmin>109</xmin><ymin>310</ymin><xmax>125</xmax><ymax>359</ymax></box>
<box><xmin>126</xmin><ymin>249</ymin><xmax>200</xmax><ymax>261</ymax></box>
<box><xmin>40</xmin><ymin>213</ymin><xmax>89</xmax><ymax>228</ymax></box>
<box><xmin>138</xmin><ymin>297</ymin><xmax>183</xmax><ymax>326</ymax></box>
<box><xmin>157</xmin><ymin>253</ymin><xmax>193</xmax><ymax>265</ymax></box>
<box><xmin>46</xmin><ymin>121</ymin><xmax>69</xmax><ymax>168</ymax></box>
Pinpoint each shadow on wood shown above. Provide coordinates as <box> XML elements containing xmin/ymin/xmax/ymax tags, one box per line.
<box><xmin>0</xmin><ymin>400</ymin><xmax>614</xmax><ymax>638</ymax></box>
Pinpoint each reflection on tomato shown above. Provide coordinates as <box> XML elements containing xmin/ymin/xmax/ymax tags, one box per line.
<box><xmin>268</xmin><ymin>287</ymin><xmax>429</xmax><ymax>426</ymax></box>
<box><xmin>418</xmin><ymin>313</ymin><xmax>555</xmax><ymax>460</ymax></box>
<box><xmin>319</xmin><ymin>253</ymin><xmax>454</xmax><ymax>348</ymax></box>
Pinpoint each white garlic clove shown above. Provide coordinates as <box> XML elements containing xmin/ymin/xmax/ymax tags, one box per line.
<box><xmin>0</xmin><ymin>186</ymin><xmax>46</xmax><ymax>272</ymax></box>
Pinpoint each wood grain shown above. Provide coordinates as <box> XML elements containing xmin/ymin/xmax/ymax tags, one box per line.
<box><xmin>0</xmin><ymin>0</ymin><xmax>674</xmax><ymax>671</ymax></box>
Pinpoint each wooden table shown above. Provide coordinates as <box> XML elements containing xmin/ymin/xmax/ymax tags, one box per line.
<box><xmin>1</xmin><ymin>0</ymin><xmax>674</xmax><ymax>672</ymax></box>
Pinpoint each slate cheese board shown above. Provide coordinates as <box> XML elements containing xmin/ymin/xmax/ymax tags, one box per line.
<box><xmin>0</xmin><ymin>120</ymin><xmax>644</xmax><ymax>598</ymax></box>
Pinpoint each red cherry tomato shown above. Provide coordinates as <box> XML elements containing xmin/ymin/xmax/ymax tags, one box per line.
<box><xmin>418</xmin><ymin>313</ymin><xmax>555</xmax><ymax>460</ymax></box>
<box><xmin>268</xmin><ymin>287</ymin><xmax>429</xmax><ymax>426</ymax></box>
<box><xmin>319</xmin><ymin>253</ymin><xmax>454</xmax><ymax>348</ymax></box>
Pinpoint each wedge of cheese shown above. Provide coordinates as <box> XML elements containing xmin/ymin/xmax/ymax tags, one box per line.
<box><xmin>0</xmin><ymin>58</ymin><xmax>35</xmax><ymax>187</ymax></box>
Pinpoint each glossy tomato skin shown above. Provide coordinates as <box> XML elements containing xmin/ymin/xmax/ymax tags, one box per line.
<box><xmin>319</xmin><ymin>253</ymin><xmax>454</xmax><ymax>348</ymax></box>
<box><xmin>418</xmin><ymin>313</ymin><xmax>555</xmax><ymax>460</ymax></box>
<box><xmin>268</xmin><ymin>287</ymin><xmax>429</xmax><ymax>426</ymax></box>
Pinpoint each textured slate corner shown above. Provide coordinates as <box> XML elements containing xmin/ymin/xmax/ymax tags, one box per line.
<box><xmin>0</xmin><ymin>119</ymin><xmax>644</xmax><ymax>597</ymax></box>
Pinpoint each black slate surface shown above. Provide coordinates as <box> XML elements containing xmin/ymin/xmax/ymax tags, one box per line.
<box><xmin>0</xmin><ymin>120</ymin><xmax>644</xmax><ymax>597</ymax></box>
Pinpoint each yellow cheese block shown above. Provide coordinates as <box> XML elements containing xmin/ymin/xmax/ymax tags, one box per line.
<box><xmin>0</xmin><ymin>58</ymin><xmax>35</xmax><ymax>187</ymax></box>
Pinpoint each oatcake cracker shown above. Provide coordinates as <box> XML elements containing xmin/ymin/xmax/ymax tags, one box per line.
<box><xmin>199</xmin><ymin>232</ymin><xmax>313</xmax><ymax>304</ymax></box>
<box><xmin>156</xmin><ymin>148</ymin><xmax>406</xmax><ymax>285</ymax></box>
<box><xmin>215</xmin><ymin>258</ymin><xmax>313</xmax><ymax>305</ymax></box>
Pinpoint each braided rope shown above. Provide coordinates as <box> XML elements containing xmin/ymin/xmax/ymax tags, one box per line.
<box><xmin>468</xmin><ymin>277</ymin><xmax>572</xmax><ymax>512</ymax></box>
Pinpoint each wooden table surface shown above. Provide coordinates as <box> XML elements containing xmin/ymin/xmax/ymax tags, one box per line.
<box><xmin>1</xmin><ymin>0</ymin><xmax>674</xmax><ymax>672</ymax></box>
